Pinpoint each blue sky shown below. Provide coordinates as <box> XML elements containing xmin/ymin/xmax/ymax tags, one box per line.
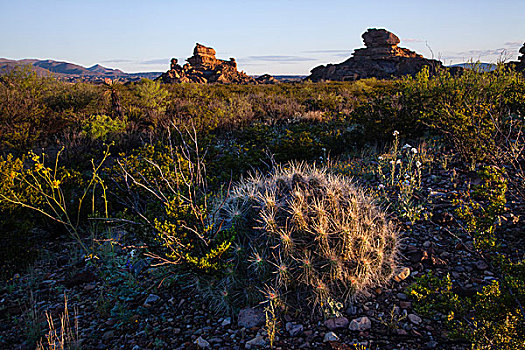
<box><xmin>1</xmin><ymin>0</ymin><xmax>524</xmax><ymax>75</ymax></box>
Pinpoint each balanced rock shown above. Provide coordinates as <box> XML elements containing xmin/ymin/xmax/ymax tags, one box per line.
<box><xmin>306</xmin><ymin>28</ymin><xmax>452</xmax><ymax>82</ymax></box>
<box><xmin>159</xmin><ymin>43</ymin><xmax>270</xmax><ymax>84</ymax></box>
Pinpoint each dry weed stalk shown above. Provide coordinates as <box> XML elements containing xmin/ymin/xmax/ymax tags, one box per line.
<box><xmin>37</xmin><ymin>294</ymin><xmax>79</xmax><ymax>350</ymax></box>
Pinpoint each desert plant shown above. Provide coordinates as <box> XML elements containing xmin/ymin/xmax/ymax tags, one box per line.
<box><xmin>212</xmin><ymin>162</ymin><xmax>399</xmax><ymax>314</ymax></box>
<box><xmin>37</xmin><ymin>294</ymin><xmax>79</xmax><ymax>350</ymax></box>
<box><xmin>81</xmin><ymin>114</ymin><xmax>127</xmax><ymax>142</ymax></box>
<box><xmin>0</xmin><ymin>147</ymin><xmax>111</xmax><ymax>253</ymax></box>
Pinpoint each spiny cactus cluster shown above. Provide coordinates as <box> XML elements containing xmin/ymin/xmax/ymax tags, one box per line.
<box><xmin>213</xmin><ymin>162</ymin><xmax>399</xmax><ymax>314</ymax></box>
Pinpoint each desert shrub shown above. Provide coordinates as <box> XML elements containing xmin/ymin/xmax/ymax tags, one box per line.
<box><xmin>454</xmin><ymin>165</ymin><xmax>507</xmax><ymax>250</ymax></box>
<box><xmin>125</xmin><ymin>79</ymin><xmax>169</xmax><ymax>126</ymax></box>
<box><xmin>210</xmin><ymin>163</ymin><xmax>399</xmax><ymax>314</ymax></box>
<box><xmin>409</xmin><ymin>268</ymin><xmax>525</xmax><ymax>350</ymax></box>
<box><xmin>0</xmin><ymin>67</ymin><xmax>49</xmax><ymax>152</ymax></box>
<box><xmin>400</xmin><ymin>66</ymin><xmax>525</xmax><ymax>166</ymax></box>
<box><xmin>81</xmin><ymin>114</ymin><xmax>127</xmax><ymax>142</ymax></box>
<box><xmin>111</xmin><ymin>135</ymin><xmax>237</xmax><ymax>276</ymax></box>
<box><xmin>43</xmin><ymin>81</ymin><xmax>103</xmax><ymax>118</ymax></box>
<box><xmin>408</xmin><ymin>163</ymin><xmax>525</xmax><ymax>349</ymax></box>
<box><xmin>0</xmin><ymin>154</ymin><xmax>39</xmax><ymax>276</ymax></box>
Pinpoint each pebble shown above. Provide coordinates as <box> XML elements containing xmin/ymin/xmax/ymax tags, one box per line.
<box><xmin>399</xmin><ymin>301</ymin><xmax>412</xmax><ymax>309</ymax></box>
<box><xmin>143</xmin><ymin>294</ymin><xmax>160</xmax><ymax>306</ymax></box>
<box><xmin>397</xmin><ymin>293</ymin><xmax>408</xmax><ymax>300</ymax></box>
<box><xmin>238</xmin><ymin>307</ymin><xmax>265</xmax><ymax>328</ymax></box>
<box><xmin>323</xmin><ymin>331</ymin><xmax>339</xmax><ymax>342</ymax></box>
<box><xmin>286</xmin><ymin>322</ymin><xmax>304</xmax><ymax>337</ymax></box>
<box><xmin>194</xmin><ymin>336</ymin><xmax>210</xmax><ymax>348</ymax></box>
<box><xmin>245</xmin><ymin>335</ymin><xmax>266</xmax><ymax>349</ymax></box>
<box><xmin>408</xmin><ymin>314</ymin><xmax>422</xmax><ymax>325</ymax></box>
<box><xmin>102</xmin><ymin>330</ymin><xmax>115</xmax><ymax>339</ymax></box>
<box><xmin>324</xmin><ymin>316</ymin><xmax>349</xmax><ymax>330</ymax></box>
<box><xmin>221</xmin><ymin>317</ymin><xmax>232</xmax><ymax>327</ymax></box>
<box><xmin>349</xmin><ymin>316</ymin><xmax>371</xmax><ymax>331</ymax></box>
<box><xmin>476</xmin><ymin>260</ymin><xmax>489</xmax><ymax>270</ymax></box>
<box><xmin>345</xmin><ymin>305</ymin><xmax>357</xmax><ymax>315</ymax></box>
<box><xmin>425</xmin><ymin>340</ymin><xmax>438</xmax><ymax>349</ymax></box>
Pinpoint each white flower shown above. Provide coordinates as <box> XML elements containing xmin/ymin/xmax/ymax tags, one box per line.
<box><xmin>416</xmin><ymin>161</ymin><xmax>422</xmax><ymax>167</ymax></box>
<box><xmin>396</xmin><ymin>159</ymin><xmax>402</xmax><ymax>165</ymax></box>
<box><xmin>378</xmin><ymin>156</ymin><xmax>384</xmax><ymax>161</ymax></box>
<box><xmin>402</xmin><ymin>143</ymin><xmax>412</xmax><ymax>149</ymax></box>
<box><xmin>378</xmin><ymin>184</ymin><xmax>385</xmax><ymax>190</ymax></box>
<box><xmin>393</xmin><ymin>130</ymin><xmax>399</xmax><ymax>136</ymax></box>
<box><xmin>411</xmin><ymin>148</ymin><xmax>418</xmax><ymax>154</ymax></box>
<box><xmin>390</xmin><ymin>160</ymin><xmax>395</xmax><ymax>165</ymax></box>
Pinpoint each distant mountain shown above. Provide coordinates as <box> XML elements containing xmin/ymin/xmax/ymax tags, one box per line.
<box><xmin>87</xmin><ymin>64</ymin><xmax>125</xmax><ymax>75</ymax></box>
<box><xmin>0</xmin><ymin>58</ymin><xmax>162</xmax><ymax>82</ymax></box>
<box><xmin>448</xmin><ymin>62</ymin><xmax>497</xmax><ymax>72</ymax></box>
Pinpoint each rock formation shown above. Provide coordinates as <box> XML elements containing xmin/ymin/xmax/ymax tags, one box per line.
<box><xmin>518</xmin><ymin>43</ymin><xmax>525</xmax><ymax>70</ymax></box>
<box><xmin>159</xmin><ymin>43</ymin><xmax>257</xmax><ymax>84</ymax></box>
<box><xmin>507</xmin><ymin>42</ymin><xmax>525</xmax><ymax>72</ymax></box>
<box><xmin>306</xmin><ymin>28</ymin><xmax>447</xmax><ymax>82</ymax></box>
<box><xmin>255</xmin><ymin>74</ymin><xmax>277</xmax><ymax>84</ymax></box>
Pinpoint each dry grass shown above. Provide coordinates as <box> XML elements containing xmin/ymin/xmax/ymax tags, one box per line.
<box><xmin>37</xmin><ymin>295</ymin><xmax>79</xmax><ymax>350</ymax></box>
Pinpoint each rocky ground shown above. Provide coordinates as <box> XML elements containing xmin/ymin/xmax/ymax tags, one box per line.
<box><xmin>1</xmin><ymin>157</ymin><xmax>522</xmax><ymax>350</ymax></box>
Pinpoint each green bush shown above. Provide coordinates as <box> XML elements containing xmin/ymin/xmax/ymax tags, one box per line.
<box><xmin>81</xmin><ymin>114</ymin><xmax>127</xmax><ymax>141</ymax></box>
<box><xmin>408</xmin><ymin>268</ymin><xmax>525</xmax><ymax>349</ymax></box>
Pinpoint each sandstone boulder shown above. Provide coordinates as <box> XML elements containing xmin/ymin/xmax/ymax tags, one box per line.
<box><xmin>509</xmin><ymin>42</ymin><xmax>525</xmax><ymax>72</ymax></box>
<box><xmin>159</xmin><ymin>43</ymin><xmax>273</xmax><ymax>84</ymax></box>
<box><xmin>306</xmin><ymin>28</ymin><xmax>452</xmax><ymax>82</ymax></box>
<box><xmin>362</xmin><ymin>28</ymin><xmax>400</xmax><ymax>47</ymax></box>
<box><xmin>255</xmin><ymin>73</ymin><xmax>277</xmax><ymax>84</ymax></box>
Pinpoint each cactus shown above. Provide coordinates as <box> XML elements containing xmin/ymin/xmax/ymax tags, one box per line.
<box><xmin>213</xmin><ymin>162</ymin><xmax>399</xmax><ymax>314</ymax></box>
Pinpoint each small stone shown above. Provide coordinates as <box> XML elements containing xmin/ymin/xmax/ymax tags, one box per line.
<box><xmin>476</xmin><ymin>260</ymin><xmax>489</xmax><ymax>270</ymax></box>
<box><xmin>194</xmin><ymin>336</ymin><xmax>210</xmax><ymax>348</ymax></box>
<box><xmin>393</xmin><ymin>267</ymin><xmax>411</xmax><ymax>282</ymax></box>
<box><xmin>425</xmin><ymin>341</ymin><xmax>438</xmax><ymax>349</ymax></box>
<box><xmin>396</xmin><ymin>328</ymin><xmax>408</xmax><ymax>336</ymax></box>
<box><xmin>345</xmin><ymin>305</ymin><xmax>357</xmax><ymax>316</ymax></box>
<box><xmin>286</xmin><ymin>322</ymin><xmax>304</xmax><ymax>337</ymax></box>
<box><xmin>245</xmin><ymin>335</ymin><xmax>266</xmax><ymax>349</ymax></box>
<box><xmin>102</xmin><ymin>330</ymin><xmax>114</xmax><ymax>339</ymax></box>
<box><xmin>323</xmin><ymin>331</ymin><xmax>339</xmax><ymax>342</ymax></box>
<box><xmin>238</xmin><ymin>307</ymin><xmax>265</xmax><ymax>328</ymax></box>
<box><xmin>397</xmin><ymin>293</ymin><xmax>408</xmax><ymax>300</ymax></box>
<box><xmin>399</xmin><ymin>301</ymin><xmax>412</xmax><ymax>309</ymax></box>
<box><xmin>349</xmin><ymin>317</ymin><xmax>371</xmax><ymax>331</ymax></box>
<box><xmin>408</xmin><ymin>313</ymin><xmax>422</xmax><ymax>325</ymax></box>
<box><xmin>143</xmin><ymin>294</ymin><xmax>160</xmax><ymax>306</ymax></box>
<box><xmin>221</xmin><ymin>317</ymin><xmax>232</xmax><ymax>327</ymax></box>
<box><xmin>84</xmin><ymin>283</ymin><xmax>96</xmax><ymax>291</ymax></box>
<box><xmin>324</xmin><ymin>316</ymin><xmax>349</xmax><ymax>330</ymax></box>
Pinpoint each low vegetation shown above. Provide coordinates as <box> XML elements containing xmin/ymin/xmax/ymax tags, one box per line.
<box><xmin>0</xmin><ymin>64</ymin><xmax>524</xmax><ymax>349</ymax></box>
